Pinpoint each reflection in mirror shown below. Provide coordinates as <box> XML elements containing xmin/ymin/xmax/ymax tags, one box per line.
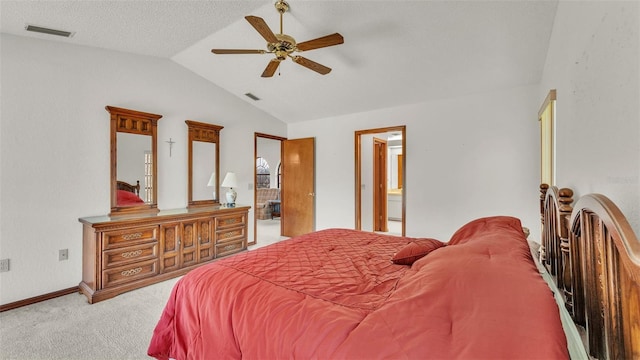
<box><xmin>192</xmin><ymin>142</ymin><xmax>216</xmax><ymax>201</ymax></box>
<box><xmin>186</xmin><ymin>120</ymin><xmax>223</xmax><ymax>208</ymax></box>
<box><xmin>107</xmin><ymin>106</ymin><xmax>162</xmax><ymax>216</ymax></box>
<box><xmin>117</xmin><ymin>132</ymin><xmax>151</xmax><ymax>205</ymax></box>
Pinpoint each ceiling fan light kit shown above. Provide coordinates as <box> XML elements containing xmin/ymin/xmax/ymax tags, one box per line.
<box><xmin>211</xmin><ymin>0</ymin><xmax>344</xmax><ymax>78</ymax></box>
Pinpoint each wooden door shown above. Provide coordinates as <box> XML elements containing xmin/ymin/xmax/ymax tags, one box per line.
<box><xmin>373</xmin><ymin>138</ymin><xmax>387</xmax><ymax>232</ymax></box>
<box><xmin>282</xmin><ymin>137</ymin><xmax>315</xmax><ymax>237</ymax></box>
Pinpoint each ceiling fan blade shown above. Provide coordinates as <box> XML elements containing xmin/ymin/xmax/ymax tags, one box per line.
<box><xmin>296</xmin><ymin>33</ymin><xmax>344</xmax><ymax>51</ymax></box>
<box><xmin>261</xmin><ymin>59</ymin><xmax>281</xmax><ymax>78</ymax></box>
<box><xmin>292</xmin><ymin>56</ymin><xmax>332</xmax><ymax>75</ymax></box>
<box><xmin>211</xmin><ymin>49</ymin><xmax>266</xmax><ymax>54</ymax></box>
<box><xmin>245</xmin><ymin>16</ymin><xmax>278</xmax><ymax>43</ymax></box>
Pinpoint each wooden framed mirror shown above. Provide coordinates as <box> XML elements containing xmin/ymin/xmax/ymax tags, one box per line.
<box><xmin>186</xmin><ymin>120</ymin><xmax>223</xmax><ymax>208</ymax></box>
<box><xmin>107</xmin><ymin>106</ymin><xmax>162</xmax><ymax>216</ymax></box>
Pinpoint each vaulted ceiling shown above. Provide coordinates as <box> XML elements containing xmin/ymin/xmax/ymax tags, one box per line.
<box><xmin>1</xmin><ymin>0</ymin><xmax>558</xmax><ymax>123</ymax></box>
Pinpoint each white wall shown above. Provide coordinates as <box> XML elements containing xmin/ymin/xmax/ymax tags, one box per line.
<box><xmin>539</xmin><ymin>1</ymin><xmax>640</xmax><ymax>234</ymax></box>
<box><xmin>0</xmin><ymin>34</ymin><xmax>286</xmax><ymax>305</ymax></box>
<box><xmin>289</xmin><ymin>85</ymin><xmax>542</xmax><ymax>241</ymax></box>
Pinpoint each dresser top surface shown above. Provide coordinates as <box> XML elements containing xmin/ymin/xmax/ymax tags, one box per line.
<box><xmin>79</xmin><ymin>205</ymin><xmax>250</xmax><ymax>225</ymax></box>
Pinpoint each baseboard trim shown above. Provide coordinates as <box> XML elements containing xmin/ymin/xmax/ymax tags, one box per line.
<box><xmin>0</xmin><ymin>286</ymin><xmax>79</xmax><ymax>312</ymax></box>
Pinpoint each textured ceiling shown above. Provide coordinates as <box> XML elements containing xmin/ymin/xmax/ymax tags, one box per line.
<box><xmin>0</xmin><ymin>0</ymin><xmax>559</xmax><ymax>124</ymax></box>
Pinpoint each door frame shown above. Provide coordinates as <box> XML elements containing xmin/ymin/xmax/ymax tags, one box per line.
<box><xmin>355</xmin><ymin>126</ymin><xmax>406</xmax><ymax>236</ymax></box>
<box><xmin>253</xmin><ymin>132</ymin><xmax>286</xmax><ymax>246</ymax></box>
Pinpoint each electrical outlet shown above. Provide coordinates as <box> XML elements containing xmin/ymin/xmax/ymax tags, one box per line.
<box><xmin>59</xmin><ymin>249</ymin><xmax>68</xmax><ymax>261</ymax></box>
<box><xmin>0</xmin><ymin>259</ymin><xmax>9</xmax><ymax>272</ymax></box>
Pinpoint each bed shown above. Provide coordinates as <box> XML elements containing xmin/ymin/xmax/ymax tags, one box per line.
<box><xmin>148</xmin><ymin>217</ymin><xmax>569</xmax><ymax>358</ymax></box>
<box><xmin>116</xmin><ymin>180</ymin><xmax>144</xmax><ymax>206</ymax></box>
<box><xmin>148</xmin><ymin>185</ymin><xmax>639</xmax><ymax>359</ymax></box>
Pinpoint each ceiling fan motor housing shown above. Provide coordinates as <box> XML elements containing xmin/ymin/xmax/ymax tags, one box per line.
<box><xmin>268</xmin><ymin>33</ymin><xmax>297</xmax><ymax>60</ymax></box>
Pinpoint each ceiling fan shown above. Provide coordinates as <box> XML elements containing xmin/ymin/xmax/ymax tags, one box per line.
<box><xmin>211</xmin><ymin>0</ymin><xmax>344</xmax><ymax>77</ymax></box>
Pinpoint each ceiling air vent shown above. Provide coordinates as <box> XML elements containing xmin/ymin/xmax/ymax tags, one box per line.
<box><xmin>245</xmin><ymin>93</ymin><xmax>260</xmax><ymax>101</ymax></box>
<box><xmin>25</xmin><ymin>24</ymin><xmax>75</xmax><ymax>38</ymax></box>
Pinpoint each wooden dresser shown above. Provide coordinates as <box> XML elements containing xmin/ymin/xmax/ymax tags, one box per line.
<box><xmin>79</xmin><ymin>205</ymin><xmax>249</xmax><ymax>303</ymax></box>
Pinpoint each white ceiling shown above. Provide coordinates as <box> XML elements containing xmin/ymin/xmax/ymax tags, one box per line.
<box><xmin>1</xmin><ymin>0</ymin><xmax>558</xmax><ymax>124</ymax></box>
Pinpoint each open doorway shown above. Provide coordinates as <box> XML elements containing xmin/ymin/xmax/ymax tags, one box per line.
<box><xmin>253</xmin><ymin>133</ymin><xmax>316</xmax><ymax>246</ymax></box>
<box><xmin>355</xmin><ymin>126</ymin><xmax>406</xmax><ymax>236</ymax></box>
<box><xmin>253</xmin><ymin>133</ymin><xmax>285</xmax><ymax>247</ymax></box>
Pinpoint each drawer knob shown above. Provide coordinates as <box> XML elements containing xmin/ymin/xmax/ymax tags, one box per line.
<box><xmin>223</xmin><ymin>244</ymin><xmax>236</xmax><ymax>251</ymax></box>
<box><xmin>121</xmin><ymin>250</ymin><xmax>143</xmax><ymax>258</ymax></box>
<box><xmin>121</xmin><ymin>267</ymin><xmax>142</xmax><ymax>277</ymax></box>
<box><xmin>122</xmin><ymin>233</ymin><xmax>143</xmax><ymax>240</ymax></box>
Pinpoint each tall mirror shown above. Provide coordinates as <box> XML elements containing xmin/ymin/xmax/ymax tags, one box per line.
<box><xmin>186</xmin><ymin>120</ymin><xmax>223</xmax><ymax>208</ymax></box>
<box><xmin>107</xmin><ymin>106</ymin><xmax>162</xmax><ymax>216</ymax></box>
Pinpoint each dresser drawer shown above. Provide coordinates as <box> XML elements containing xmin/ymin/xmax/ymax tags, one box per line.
<box><xmin>216</xmin><ymin>213</ymin><xmax>246</xmax><ymax>230</ymax></box>
<box><xmin>216</xmin><ymin>227</ymin><xmax>245</xmax><ymax>244</ymax></box>
<box><xmin>102</xmin><ymin>259</ymin><xmax>158</xmax><ymax>288</ymax></box>
<box><xmin>102</xmin><ymin>226</ymin><xmax>158</xmax><ymax>249</ymax></box>
<box><xmin>102</xmin><ymin>242</ymin><xmax>158</xmax><ymax>270</ymax></box>
<box><xmin>216</xmin><ymin>240</ymin><xmax>245</xmax><ymax>257</ymax></box>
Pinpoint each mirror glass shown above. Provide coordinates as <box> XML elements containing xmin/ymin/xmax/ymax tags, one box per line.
<box><xmin>108</xmin><ymin>106</ymin><xmax>161</xmax><ymax>216</ymax></box>
<box><xmin>117</xmin><ymin>132</ymin><xmax>152</xmax><ymax>205</ymax></box>
<box><xmin>192</xmin><ymin>141</ymin><xmax>216</xmax><ymax>201</ymax></box>
<box><xmin>186</xmin><ymin>120</ymin><xmax>223</xmax><ymax>208</ymax></box>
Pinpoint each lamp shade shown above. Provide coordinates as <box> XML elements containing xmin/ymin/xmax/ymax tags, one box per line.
<box><xmin>207</xmin><ymin>172</ymin><xmax>216</xmax><ymax>187</ymax></box>
<box><xmin>221</xmin><ymin>172</ymin><xmax>238</xmax><ymax>188</ymax></box>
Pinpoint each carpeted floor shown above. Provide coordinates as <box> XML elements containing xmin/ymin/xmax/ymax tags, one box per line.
<box><xmin>0</xmin><ymin>221</ymin><xmax>286</xmax><ymax>360</ymax></box>
<box><xmin>0</xmin><ymin>276</ymin><xmax>180</xmax><ymax>360</ymax></box>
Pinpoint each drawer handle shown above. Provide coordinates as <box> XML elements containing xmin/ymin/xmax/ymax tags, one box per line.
<box><xmin>121</xmin><ymin>250</ymin><xmax>143</xmax><ymax>258</ymax></box>
<box><xmin>122</xmin><ymin>233</ymin><xmax>143</xmax><ymax>240</ymax></box>
<box><xmin>121</xmin><ymin>267</ymin><xmax>142</xmax><ymax>277</ymax></box>
<box><xmin>223</xmin><ymin>244</ymin><xmax>237</xmax><ymax>251</ymax></box>
<box><xmin>220</xmin><ymin>231</ymin><xmax>238</xmax><ymax>239</ymax></box>
<box><xmin>223</xmin><ymin>218</ymin><xmax>239</xmax><ymax>225</ymax></box>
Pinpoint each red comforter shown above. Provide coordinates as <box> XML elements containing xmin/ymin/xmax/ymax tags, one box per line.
<box><xmin>148</xmin><ymin>217</ymin><xmax>568</xmax><ymax>359</ymax></box>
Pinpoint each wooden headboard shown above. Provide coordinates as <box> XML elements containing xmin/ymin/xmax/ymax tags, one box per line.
<box><xmin>540</xmin><ymin>184</ymin><xmax>640</xmax><ymax>359</ymax></box>
<box><xmin>117</xmin><ymin>180</ymin><xmax>140</xmax><ymax>195</ymax></box>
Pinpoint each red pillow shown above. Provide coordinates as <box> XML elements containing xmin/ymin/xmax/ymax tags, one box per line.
<box><xmin>117</xmin><ymin>190</ymin><xmax>144</xmax><ymax>205</ymax></box>
<box><xmin>448</xmin><ymin>216</ymin><xmax>522</xmax><ymax>245</ymax></box>
<box><xmin>391</xmin><ymin>238</ymin><xmax>445</xmax><ymax>265</ymax></box>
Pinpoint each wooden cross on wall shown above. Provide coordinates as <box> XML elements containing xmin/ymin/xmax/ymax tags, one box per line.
<box><xmin>166</xmin><ymin>138</ymin><xmax>175</xmax><ymax>157</ymax></box>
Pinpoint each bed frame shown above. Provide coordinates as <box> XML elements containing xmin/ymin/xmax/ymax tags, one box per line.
<box><xmin>540</xmin><ymin>184</ymin><xmax>640</xmax><ymax>359</ymax></box>
<box><xmin>117</xmin><ymin>180</ymin><xmax>140</xmax><ymax>195</ymax></box>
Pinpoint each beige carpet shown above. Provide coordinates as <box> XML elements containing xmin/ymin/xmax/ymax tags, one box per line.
<box><xmin>0</xmin><ymin>226</ymin><xmax>287</xmax><ymax>360</ymax></box>
<box><xmin>0</xmin><ymin>276</ymin><xmax>181</xmax><ymax>360</ymax></box>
